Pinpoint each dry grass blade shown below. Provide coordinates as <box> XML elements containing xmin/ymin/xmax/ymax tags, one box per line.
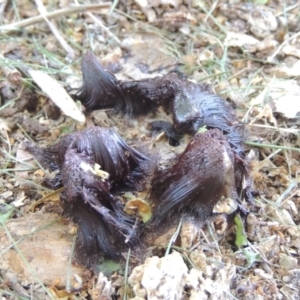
<box><xmin>0</xmin><ymin>53</ymin><xmax>22</xmax><ymax>83</ymax></box>
<box><xmin>73</xmin><ymin>0</ymin><xmax>120</xmax><ymax>45</ymax></box>
<box><xmin>245</xmin><ymin>141</ymin><xmax>300</xmax><ymax>153</ymax></box>
<box><xmin>0</xmin><ymin>3</ymin><xmax>111</xmax><ymax>32</ymax></box>
<box><xmin>268</xmin><ymin>30</ymin><xmax>300</xmax><ymax>61</ymax></box>
<box><xmin>30</xmin><ymin>187</ymin><xmax>65</xmax><ymax>212</ymax></box>
<box><xmin>34</xmin><ymin>0</ymin><xmax>75</xmax><ymax>60</ymax></box>
<box><xmin>123</xmin><ymin>248</ymin><xmax>131</xmax><ymax>300</ymax></box>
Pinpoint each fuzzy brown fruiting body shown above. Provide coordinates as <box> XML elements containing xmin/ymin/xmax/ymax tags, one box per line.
<box><xmin>150</xmin><ymin>120</ymin><xmax>179</xmax><ymax>146</ymax></box>
<box><xmin>26</xmin><ymin>127</ymin><xmax>149</xmax><ymax>185</ymax></box>
<box><xmin>76</xmin><ymin>52</ymin><xmax>245</xmax><ymax>160</ymax></box>
<box><xmin>27</xmin><ymin>126</ymin><xmax>242</xmax><ymax>267</ymax></box>
<box><xmin>26</xmin><ymin>52</ymin><xmax>249</xmax><ymax>268</ymax></box>
<box><xmin>61</xmin><ymin>148</ymin><xmax>139</xmax><ymax>266</ymax></box>
<box><xmin>150</xmin><ymin>128</ymin><xmax>237</xmax><ymax>225</ymax></box>
<box><xmin>26</xmin><ymin>127</ymin><xmax>149</xmax><ymax>267</ymax></box>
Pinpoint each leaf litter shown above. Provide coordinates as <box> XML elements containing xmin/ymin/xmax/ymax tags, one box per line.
<box><xmin>0</xmin><ymin>0</ymin><xmax>300</xmax><ymax>299</ymax></box>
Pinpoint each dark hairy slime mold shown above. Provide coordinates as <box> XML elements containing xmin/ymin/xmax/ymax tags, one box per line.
<box><xmin>27</xmin><ymin>52</ymin><xmax>249</xmax><ymax>268</ymax></box>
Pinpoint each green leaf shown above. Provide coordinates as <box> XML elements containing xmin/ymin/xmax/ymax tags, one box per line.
<box><xmin>124</xmin><ymin>198</ymin><xmax>152</xmax><ymax>223</ymax></box>
<box><xmin>98</xmin><ymin>259</ymin><xmax>122</xmax><ymax>277</ymax></box>
<box><xmin>234</xmin><ymin>214</ymin><xmax>248</xmax><ymax>248</ymax></box>
<box><xmin>253</xmin><ymin>0</ymin><xmax>268</xmax><ymax>5</ymax></box>
<box><xmin>59</xmin><ymin>124</ymin><xmax>74</xmax><ymax>135</ymax></box>
<box><xmin>0</xmin><ymin>204</ymin><xmax>14</xmax><ymax>224</ymax></box>
<box><xmin>242</xmin><ymin>248</ymin><xmax>260</xmax><ymax>267</ymax></box>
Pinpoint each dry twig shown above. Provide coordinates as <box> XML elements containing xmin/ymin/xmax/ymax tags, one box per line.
<box><xmin>34</xmin><ymin>0</ymin><xmax>75</xmax><ymax>60</ymax></box>
<box><xmin>0</xmin><ymin>3</ymin><xmax>111</xmax><ymax>32</ymax></box>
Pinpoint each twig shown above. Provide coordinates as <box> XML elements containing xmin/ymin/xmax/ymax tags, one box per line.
<box><xmin>34</xmin><ymin>0</ymin><xmax>75</xmax><ymax>60</ymax></box>
<box><xmin>0</xmin><ymin>3</ymin><xmax>111</xmax><ymax>32</ymax></box>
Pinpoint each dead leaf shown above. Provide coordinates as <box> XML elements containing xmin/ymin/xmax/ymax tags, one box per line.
<box><xmin>124</xmin><ymin>198</ymin><xmax>152</xmax><ymax>223</ymax></box>
<box><xmin>225</xmin><ymin>32</ymin><xmax>260</xmax><ymax>53</ymax></box>
<box><xmin>251</xmin><ymin>79</ymin><xmax>300</xmax><ymax>119</ymax></box>
<box><xmin>11</xmin><ymin>191</ymin><xmax>27</xmax><ymax>207</ymax></box>
<box><xmin>28</xmin><ymin>69</ymin><xmax>85</xmax><ymax>123</ymax></box>
<box><xmin>269</xmin><ymin>60</ymin><xmax>300</xmax><ymax>77</ymax></box>
<box><xmin>15</xmin><ymin>142</ymin><xmax>37</xmax><ymax>179</ymax></box>
<box><xmin>213</xmin><ymin>197</ymin><xmax>238</xmax><ymax>214</ymax></box>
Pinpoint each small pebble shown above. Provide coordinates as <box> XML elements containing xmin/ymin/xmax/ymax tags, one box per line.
<box><xmin>4</xmin><ymin>183</ymin><xmax>14</xmax><ymax>190</ymax></box>
<box><xmin>1</xmin><ymin>191</ymin><xmax>13</xmax><ymax>199</ymax></box>
<box><xmin>278</xmin><ymin>253</ymin><xmax>298</xmax><ymax>270</ymax></box>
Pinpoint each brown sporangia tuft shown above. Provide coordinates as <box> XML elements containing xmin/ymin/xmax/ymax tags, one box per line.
<box><xmin>150</xmin><ymin>128</ymin><xmax>237</xmax><ymax>225</ymax></box>
<box><xmin>76</xmin><ymin>52</ymin><xmax>245</xmax><ymax>159</ymax></box>
<box><xmin>27</xmin><ymin>52</ymin><xmax>249</xmax><ymax>267</ymax></box>
<box><xmin>26</xmin><ymin>127</ymin><xmax>150</xmax><ymax>267</ymax></box>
